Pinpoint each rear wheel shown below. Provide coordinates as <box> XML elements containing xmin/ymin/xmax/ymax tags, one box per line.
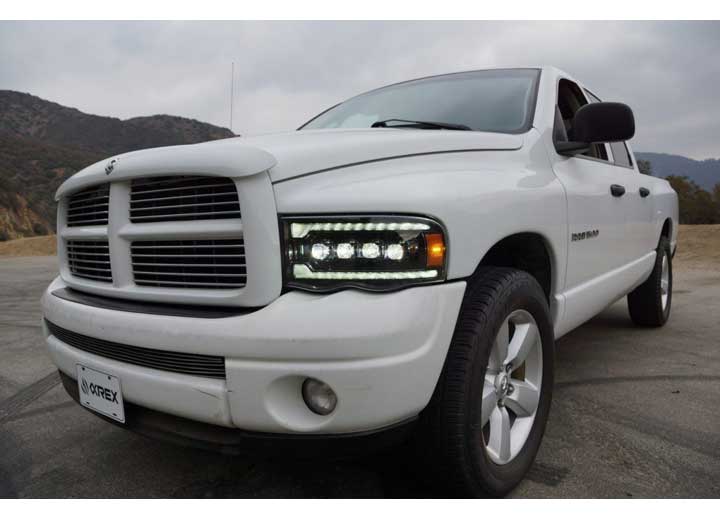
<box><xmin>627</xmin><ymin>237</ymin><xmax>672</xmax><ymax>327</ymax></box>
<box><xmin>421</xmin><ymin>267</ymin><xmax>554</xmax><ymax>497</ymax></box>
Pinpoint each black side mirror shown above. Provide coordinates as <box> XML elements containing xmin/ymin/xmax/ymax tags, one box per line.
<box><xmin>556</xmin><ymin>102</ymin><xmax>635</xmax><ymax>156</ymax></box>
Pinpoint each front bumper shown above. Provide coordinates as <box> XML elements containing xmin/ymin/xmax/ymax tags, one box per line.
<box><xmin>42</xmin><ymin>277</ymin><xmax>465</xmax><ymax>435</ymax></box>
<box><xmin>58</xmin><ymin>371</ymin><xmax>418</xmax><ymax>457</ymax></box>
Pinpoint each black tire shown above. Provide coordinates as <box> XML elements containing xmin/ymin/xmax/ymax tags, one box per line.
<box><xmin>627</xmin><ymin>237</ymin><xmax>672</xmax><ymax>327</ymax></box>
<box><xmin>419</xmin><ymin>267</ymin><xmax>555</xmax><ymax>497</ymax></box>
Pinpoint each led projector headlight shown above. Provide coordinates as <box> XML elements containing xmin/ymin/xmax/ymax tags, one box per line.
<box><xmin>281</xmin><ymin>215</ymin><xmax>447</xmax><ymax>291</ymax></box>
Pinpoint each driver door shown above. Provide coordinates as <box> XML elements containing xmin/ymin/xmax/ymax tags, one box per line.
<box><xmin>551</xmin><ymin>79</ymin><xmax>635</xmax><ymax>317</ymax></box>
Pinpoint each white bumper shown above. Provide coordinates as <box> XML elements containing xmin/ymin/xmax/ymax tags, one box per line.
<box><xmin>42</xmin><ymin>277</ymin><xmax>465</xmax><ymax>434</ymax></box>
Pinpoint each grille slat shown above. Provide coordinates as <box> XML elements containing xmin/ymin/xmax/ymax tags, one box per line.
<box><xmin>130</xmin><ymin>176</ymin><xmax>241</xmax><ymax>223</ymax></box>
<box><xmin>130</xmin><ymin>182</ymin><xmax>236</xmax><ymax>195</ymax></box>
<box><xmin>69</xmin><ymin>273</ymin><xmax>112</xmax><ymax>282</ymax></box>
<box><xmin>133</xmin><ymin>262</ymin><xmax>243</xmax><ymax>267</ymax></box>
<box><xmin>67</xmin><ymin>185</ymin><xmax>110</xmax><ymax>227</ymax></box>
<box><xmin>66</xmin><ymin>259</ymin><xmax>111</xmax><ymax>265</ymax></box>
<box><xmin>68</xmin><ymin>265</ymin><xmax>112</xmax><ymax>273</ymax></box>
<box><xmin>130</xmin><ymin>191</ymin><xmax>236</xmax><ymax>204</ymax></box>
<box><xmin>67</xmin><ymin>240</ymin><xmax>112</xmax><ymax>283</ymax></box>
<box><xmin>131</xmin><ymin>243</ymin><xmax>243</xmax><ymax>250</ymax></box>
<box><xmin>134</xmin><ymin>271</ymin><xmax>246</xmax><ymax>278</ymax></box>
<box><xmin>131</xmin><ymin>239</ymin><xmax>246</xmax><ymax>290</ymax></box>
<box><xmin>67</xmin><ymin>218</ymin><xmax>109</xmax><ymax>226</ymax></box>
<box><xmin>132</xmin><ymin>279</ymin><xmax>246</xmax><ymax>288</ymax></box>
<box><xmin>68</xmin><ymin>209</ymin><xmax>109</xmax><ymax>219</ymax></box>
<box><xmin>45</xmin><ymin>320</ymin><xmax>226</xmax><ymax>379</ymax></box>
<box><xmin>69</xmin><ymin>195</ymin><xmax>109</xmax><ymax>206</ymax></box>
<box><xmin>131</xmin><ymin>254</ymin><xmax>245</xmax><ymax>259</ymax></box>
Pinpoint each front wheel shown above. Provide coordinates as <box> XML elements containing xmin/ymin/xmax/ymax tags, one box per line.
<box><xmin>421</xmin><ymin>267</ymin><xmax>554</xmax><ymax>497</ymax></box>
<box><xmin>627</xmin><ymin>237</ymin><xmax>672</xmax><ymax>327</ymax></box>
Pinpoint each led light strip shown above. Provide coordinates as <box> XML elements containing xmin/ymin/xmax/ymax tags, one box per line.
<box><xmin>293</xmin><ymin>264</ymin><xmax>438</xmax><ymax>280</ymax></box>
<box><xmin>290</xmin><ymin>221</ymin><xmax>430</xmax><ymax>238</ymax></box>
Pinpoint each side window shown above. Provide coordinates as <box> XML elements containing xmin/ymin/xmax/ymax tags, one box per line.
<box><xmin>556</xmin><ymin>80</ymin><xmax>608</xmax><ymax>161</ymax></box>
<box><xmin>610</xmin><ymin>141</ymin><xmax>633</xmax><ymax>168</ymax></box>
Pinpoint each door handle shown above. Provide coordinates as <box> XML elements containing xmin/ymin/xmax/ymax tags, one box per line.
<box><xmin>610</xmin><ymin>184</ymin><xmax>626</xmax><ymax>197</ymax></box>
<box><xmin>639</xmin><ymin>187</ymin><xmax>651</xmax><ymax>198</ymax></box>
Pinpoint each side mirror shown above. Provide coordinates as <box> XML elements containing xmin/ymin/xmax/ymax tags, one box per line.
<box><xmin>557</xmin><ymin>102</ymin><xmax>635</xmax><ymax>156</ymax></box>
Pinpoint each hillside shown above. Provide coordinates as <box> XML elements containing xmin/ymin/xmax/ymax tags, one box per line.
<box><xmin>0</xmin><ymin>90</ymin><xmax>234</xmax><ymax>240</ymax></box>
<box><xmin>635</xmin><ymin>152</ymin><xmax>720</xmax><ymax>190</ymax></box>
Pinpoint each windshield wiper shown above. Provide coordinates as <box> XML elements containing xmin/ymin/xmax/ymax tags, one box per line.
<box><xmin>371</xmin><ymin>119</ymin><xmax>471</xmax><ymax>131</ymax></box>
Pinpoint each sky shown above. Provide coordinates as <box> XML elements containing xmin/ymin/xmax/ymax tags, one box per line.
<box><xmin>1</xmin><ymin>20</ymin><xmax>719</xmax><ymax>159</ymax></box>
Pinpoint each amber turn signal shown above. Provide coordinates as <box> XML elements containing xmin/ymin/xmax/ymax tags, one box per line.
<box><xmin>426</xmin><ymin>233</ymin><xmax>446</xmax><ymax>268</ymax></box>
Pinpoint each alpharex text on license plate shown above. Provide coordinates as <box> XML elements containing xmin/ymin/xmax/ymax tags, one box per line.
<box><xmin>76</xmin><ymin>364</ymin><xmax>125</xmax><ymax>423</ymax></box>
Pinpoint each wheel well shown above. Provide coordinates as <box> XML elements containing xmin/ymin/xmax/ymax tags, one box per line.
<box><xmin>478</xmin><ymin>233</ymin><xmax>553</xmax><ymax>301</ymax></box>
<box><xmin>661</xmin><ymin>218</ymin><xmax>672</xmax><ymax>240</ymax></box>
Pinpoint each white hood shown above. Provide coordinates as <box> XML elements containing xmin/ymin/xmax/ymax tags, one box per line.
<box><xmin>241</xmin><ymin>128</ymin><xmax>524</xmax><ymax>183</ymax></box>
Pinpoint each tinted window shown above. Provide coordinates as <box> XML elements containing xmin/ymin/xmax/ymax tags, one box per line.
<box><xmin>301</xmin><ymin>69</ymin><xmax>540</xmax><ymax>134</ymax></box>
<box><xmin>610</xmin><ymin>141</ymin><xmax>633</xmax><ymax>168</ymax></box>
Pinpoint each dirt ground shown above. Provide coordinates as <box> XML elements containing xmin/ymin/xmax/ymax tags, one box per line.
<box><xmin>674</xmin><ymin>225</ymin><xmax>720</xmax><ymax>270</ymax></box>
<box><xmin>0</xmin><ymin>235</ymin><xmax>56</xmax><ymax>257</ymax></box>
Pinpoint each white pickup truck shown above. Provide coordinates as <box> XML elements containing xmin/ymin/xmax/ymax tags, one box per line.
<box><xmin>42</xmin><ymin>66</ymin><xmax>678</xmax><ymax>496</ymax></box>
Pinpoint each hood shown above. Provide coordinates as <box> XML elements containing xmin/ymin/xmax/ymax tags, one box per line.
<box><xmin>56</xmin><ymin>128</ymin><xmax>523</xmax><ymax>199</ymax></box>
<box><xmin>243</xmin><ymin>128</ymin><xmax>524</xmax><ymax>183</ymax></box>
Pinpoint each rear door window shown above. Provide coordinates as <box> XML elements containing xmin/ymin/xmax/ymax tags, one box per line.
<box><xmin>609</xmin><ymin>141</ymin><xmax>633</xmax><ymax>168</ymax></box>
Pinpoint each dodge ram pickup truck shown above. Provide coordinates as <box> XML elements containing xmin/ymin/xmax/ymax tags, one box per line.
<box><xmin>41</xmin><ymin>66</ymin><xmax>678</xmax><ymax>497</ymax></box>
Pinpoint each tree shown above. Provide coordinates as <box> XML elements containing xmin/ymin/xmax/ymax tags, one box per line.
<box><xmin>666</xmin><ymin>176</ymin><xmax>720</xmax><ymax>224</ymax></box>
<box><xmin>637</xmin><ymin>159</ymin><xmax>653</xmax><ymax>176</ymax></box>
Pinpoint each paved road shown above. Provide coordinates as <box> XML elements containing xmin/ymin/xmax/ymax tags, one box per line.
<box><xmin>1</xmin><ymin>257</ymin><xmax>718</xmax><ymax>498</ymax></box>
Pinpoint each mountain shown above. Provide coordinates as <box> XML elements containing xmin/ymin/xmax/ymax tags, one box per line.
<box><xmin>635</xmin><ymin>152</ymin><xmax>720</xmax><ymax>191</ymax></box>
<box><xmin>0</xmin><ymin>90</ymin><xmax>234</xmax><ymax>240</ymax></box>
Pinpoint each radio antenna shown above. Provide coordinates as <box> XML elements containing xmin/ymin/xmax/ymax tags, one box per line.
<box><xmin>229</xmin><ymin>61</ymin><xmax>235</xmax><ymax>133</ymax></box>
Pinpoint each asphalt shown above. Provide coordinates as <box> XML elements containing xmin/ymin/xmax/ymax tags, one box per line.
<box><xmin>0</xmin><ymin>256</ymin><xmax>718</xmax><ymax>498</ymax></box>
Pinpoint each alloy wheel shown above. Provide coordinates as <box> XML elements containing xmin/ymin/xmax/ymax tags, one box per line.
<box><xmin>661</xmin><ymin>252</ymin><xmax>670</xmax><ymax>311</ymax></box>
<box><xmin>479</xmin><ymin>309</ymin><xmax>543</xmax><ymax>465</ymax></box>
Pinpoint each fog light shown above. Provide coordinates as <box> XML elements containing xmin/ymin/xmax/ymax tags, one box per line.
<box><xmin>301</xmin><ymin>378</ymin><xmax>337</xmax><ymax>416</ymax></box>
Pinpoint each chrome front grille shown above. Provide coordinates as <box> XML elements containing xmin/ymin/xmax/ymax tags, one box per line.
<box><xmin>67</xmin><ymin>240</ymin><xmax>112</xmax><ymax>283</ymax></box>
<box><xmin>67</xmin><ymin>184</ymin><xmax>109</xmax><ymax>227</ymax></box>
<box><xmin>45</xmin><ymin>320</ymin><xmax>226</xmax><ymax>379</ymax></box>
<box><xmin>129</xmin><ymin>176</ymin><xmax>241</xmax><ymax>223</ymax></box>
<box><xmin>131</xmin><ymin>239</ymin><xmax>247</xmax><ymax>289</ymax></box>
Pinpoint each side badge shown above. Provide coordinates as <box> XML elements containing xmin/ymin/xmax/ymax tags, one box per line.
<box><xmin>572</xmin><ymin>229</ymin><xmax>600</xmax><ymax>242</ymax></box>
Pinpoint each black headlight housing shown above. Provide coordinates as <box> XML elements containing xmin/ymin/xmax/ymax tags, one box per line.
<box><xmin>280</xmin><ymin>215</ymin><xmax>447</xmax><ymax>292</ymax></box>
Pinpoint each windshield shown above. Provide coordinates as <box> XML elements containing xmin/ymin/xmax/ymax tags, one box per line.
<box><xmin>301</xmin><ymin>69</ymin><xmax>540</xmax><ymax>134</ymax></box>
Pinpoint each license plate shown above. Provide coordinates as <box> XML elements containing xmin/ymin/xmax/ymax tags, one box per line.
<box><xmin>76</xmin><ymin>364</ymin><xmax>125</xmax><ymax>423</ymax></box>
